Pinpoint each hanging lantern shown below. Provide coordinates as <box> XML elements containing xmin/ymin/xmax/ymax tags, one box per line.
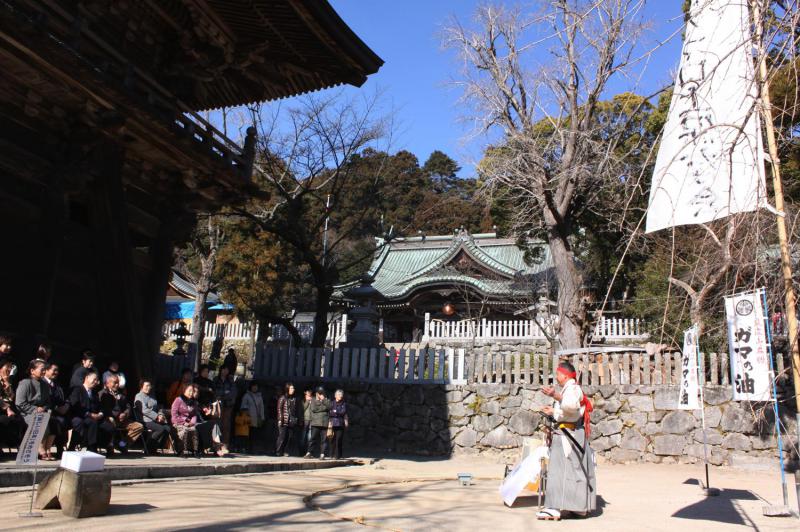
<box><xmin>442</xmin><ymin>302</ymin><xmax>456</xmax><ymax>316</ymax></box>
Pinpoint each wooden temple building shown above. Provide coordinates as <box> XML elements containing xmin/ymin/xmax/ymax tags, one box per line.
<box><xmin>0</xmin><ymin>1</ymin><xmax>381</xmax><ymax>379</ymax></box>
<box><xmin>334</xmin><ymin>231</ymin><xmax>556</xmax><ymax>343</ymax></box>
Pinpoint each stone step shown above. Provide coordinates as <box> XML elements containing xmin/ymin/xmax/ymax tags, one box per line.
<box><xmin>0</xmin><ymin>455</ymin><xmax>357</xmax><ymax>489</ymax></box>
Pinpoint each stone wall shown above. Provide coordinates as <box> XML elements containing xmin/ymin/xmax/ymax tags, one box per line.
<box><xmin>270</xmin><ymin>380</ymin><xmax>798</xmax><ymax>468</ymax></box>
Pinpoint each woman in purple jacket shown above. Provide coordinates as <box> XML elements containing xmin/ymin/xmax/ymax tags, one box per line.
<box><xmin>171</xmin><ymin>384</ymin><xmax>201</xmax><ymax>457</ymax></box>
<box><xmin>328</xmin><ymin>389</ymin><xmax>349</xmax><ymax>459</ymax></box>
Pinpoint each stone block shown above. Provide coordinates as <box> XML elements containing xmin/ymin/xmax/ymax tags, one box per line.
<box><xmin>481</xmin><ymin>425</ymin><xmax>519</xmax><ymax>448</ymax></box>
<box><xmin>721</xmin><ymin>433</ymin><xmax>752</xmax><ymax>451</ymax></box>
<box><xmin>472</xmin><ymin>414</ymin><xmax>503</xmax><ymax>433</ymax></box>
<box><xmin>698</xmin><ymin>406</ymin><xmax>722</xmax><ymax>428</ymax></box>
<box><xmin>643</xmin><ymin>423</ymin><xmax>659</xmax><ymax>435</ymax></box>
<box><xmin>508</xmin><ymin>410</ymin><xmax>540</xmax><ymax>436</ymax></box>
<box><xmin>590</xmin><ymin>409</ymin><xmax>608</xmax><ymax>422</ymax></box>
<box><xmin>609</xmin><ymin>433</ymin><xmax>622</xmax><ymax>447</ymax></box>
<box><xmin>592</xmin><ymin>436</ymin><xmax>612</xmax><ymax>452</ymax></box>
<box><xmin>750</xmin><ymin>435</ymin><xmax>776</xmax><ymax>450</ymax></box>
<box><xmin>446</xmin><ymin>390</ymin><xmax>464</xmax><ymax>403</ymax></box>
<box><xmin>610</xmin><ymin>448</ymin><xmax>641</xmax><ymax>463</ymax></box>
<box><xmin>692</xmin><ymin>428</ymin><xmax>723</xmax><ymax>445</ymax></box>
<box><xmin>653</xmin><ymin>435</ymin><xmax>687</xmax><ymax>456</ymax></box>
<box><xmin>660</xmin><ymin>411</ymin><xmax>695</xmax><ymax>434</ymax></box>
<box><xmin>596</xmin><ymin>419</ymin><xmax>623</xmax><ymax>436</ymax></box>
<box><xmin>502</xmin><ymin>395</ymin><xmax>522</xmax><ymax>408</ymax></box>
<box><xmin>448</xmin><ymin>403</ymin><xmax>469</xmax><ymax>418</ymax></box>
<box><xmin>685</xmin><ymin>444</ymin><xmax>725</xmax><ymax>465</ymax></box>
<box><xmin>703</xmin><ymin>386</ymin><xmax>731</xmax><ymax>406</ymax></box>
<box><xmin>481</xmin><ymin>400</ymin><xmax>501</xmax><ymax>415</ymax></box>
<box><xmin>603</xmin><ymin>398</ymin><xmax>622</xmax><ymax>414</ymax></box>
<box><xmin>648</xmin><ymin>411</ymin><xmax>666</xmax><ymax>422</ymax></box>
<box><xmin>627</xmin><ymin>395</ymin><xmax>654</xmax><ymax>412</ymax></box>
<box><xmin>620</xmin><ymin>429</ymin><xmax>647</xmax><ymax>452</ymax></box>
<box><xmin>454</xmin><ymin>427</ymin><xmax>478</xmax><ymax>447</ymax></box>
<box><xmin>653</xmin><ymin>387</ymin><xmax>679</xmax><ymax>410</ymax></box>
<box><xmin>720</xmin><ymin>406</ymin><xmax>756</xmax><ymax>434</ymax></box>
<box><xmin>621</xmin><ymin>412</ymin><xmax>647</xmax><ymax>428</ymax></box>
<box><xmin>35</xmin><ymin>468</ymin><xmax>111</xmax><ymax>518</ymax></box>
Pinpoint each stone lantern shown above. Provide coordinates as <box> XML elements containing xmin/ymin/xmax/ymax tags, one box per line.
<box><xmin>341</xmin><ymin>275</ymin><xmax>383</xmax><ymax>348</ymax></box>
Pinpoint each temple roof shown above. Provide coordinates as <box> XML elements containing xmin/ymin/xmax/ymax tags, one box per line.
<box><xmin>335</xmin><ymin>231</ymin><xmax>554</xmax><ymax>302</ymax></box>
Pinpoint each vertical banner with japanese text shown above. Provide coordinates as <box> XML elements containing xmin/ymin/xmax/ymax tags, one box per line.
<box><xmin>15</xmin><ymin>411</ymin><xmax>50</xmax><ymax>466</ymax></box>
<box><xmin>679</xmin><ymin>325</ymin><xmax>701</xmax><ymax>410</ymax></box>
<box><xmin>724</xmin><ymin>289</ymin><xmax>771</xmax><ymax>401</ymax></box>
<box><xmin>645</xmin><ymin>0</ymin><xmax>765</xmax><ymax>233</ymax></box>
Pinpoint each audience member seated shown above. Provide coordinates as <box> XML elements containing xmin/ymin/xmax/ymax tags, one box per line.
<box><xmin>0</xmin><ymin>356</ymin><xmax>25</xmax><ymax>454</ymax></box>
<box><xmin>99</xmin><ymin>374</ymin><xmax>144</xmax><ymax>455</ymax></box>
<box><xmin>16</xmin><ymin>359</ymin><xmax>57</xmax><ymax>460</ymax></box>
<box><xmin>171</xmin><ymin>383</ymin><xmax>202</xmax><ymax>458</ymax></box>
<box><xmin>134</xmin><ymin>380</ymin><xmax>174</xmax><ymax>453</ymax></box>
<box><xmin>102</xmin><ymin>360</ymin><xmax>127</xmax><ymax>391</ymax></box>
<box><xmin>195</xmin><ymin>364</ymin><xmax>214</xmax><ymax>407</ymax></box>
<box><xmin>167</xmin><ymin>368</ymin><xmax>193</xmax><ymax>407</ymax></box>
<box><xmin>70</xmin><ymin>351</ymin><xmax>99</xmax><ymax>389</ymax></box>
<box><xmin>68</xmin><ymin>372</ymin><xmax>114</xmax><ymax>453</ymax></box>
<box><xmin>44</xmin><ymin>363</ymin><xmax>70</xmax><ymax>457</ymax></box>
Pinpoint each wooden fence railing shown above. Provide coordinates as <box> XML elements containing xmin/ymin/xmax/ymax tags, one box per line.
<box><xmin>254</xmin><ymin>348</ymin><xmax>792</xmax><ymax>387</ymax></box>
<box><xmin>254</xmin><ymin>346</ymin><xmax>467</xmax><ymax>384</ymax></box>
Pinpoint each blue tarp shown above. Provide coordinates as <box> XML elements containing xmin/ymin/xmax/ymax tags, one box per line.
<box><xmin>165</xmin><ymin>302</ymin><xmax>195</xmax><ymax>319</ymax></box>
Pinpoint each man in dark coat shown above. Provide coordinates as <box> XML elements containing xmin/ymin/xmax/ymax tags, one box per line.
<box><xmin>68</xmin><ymin>372</ymin><xmax>113</xmax><ymax>453</ymax></box>
<box><xmin>304</xmin><ymin>386</ymin><xmax>330</xmax><ymax>459</ymax></box>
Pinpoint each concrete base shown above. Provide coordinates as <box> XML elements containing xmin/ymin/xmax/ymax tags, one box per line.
<box><xmin>35</xmin><ymin>468</ymin><xmax>111</xmax><ymax>518</ymax></box>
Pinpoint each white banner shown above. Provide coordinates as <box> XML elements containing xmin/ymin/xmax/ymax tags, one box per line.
<box><xmin>15</xmin><ymin>411</ymin><xmax>51</xmax><ymax>466</ymax></box>
<box><xmin>645</xmin><ymin>0</ymin><xmax>765</xmax><ymax>233</ymax></box>
<box><xmin>679</xmin><ymin>325</ymin><xmax>701</xmax><ymax>410</ymax></box>
<box><xmin>725</xmin><ymin>289</ymin><xmax>771</xmax><ymax>401</ymax></box>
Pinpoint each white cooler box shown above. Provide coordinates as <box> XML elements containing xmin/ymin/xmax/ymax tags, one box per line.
<box><xmin>60</xmin><ymin>451</ymin><xmax>105</xmax><ymax>473</ymax></box>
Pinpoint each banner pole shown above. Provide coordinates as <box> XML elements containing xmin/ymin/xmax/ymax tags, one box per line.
<box><xmin>761</xmin><ymin>289</ymin><xmax>789</xmax><ymax>509</ymax></box>
<box><xmin>754</xmin><ymin>0</ymin><xmax>800</xmax><ymax>489</ymax></box>
<box><xmin>696</xmin><ymin>340</ymin><xmax>715</xmax><ymax>495</ymax></box>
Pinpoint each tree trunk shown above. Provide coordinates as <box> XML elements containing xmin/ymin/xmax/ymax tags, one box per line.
<box><xmin>189</xmin><ymin>272</ymin><xmax>212</xmax><ymax>371</ymax></box>
<box><xmin>548</xmin><ymin>231</ymin><xmax>585</xmax><ymax>349</ymax></box>
<box><xmin>311</xmin><ymin>287</ymin><xmax>333</xmax><ymax>348</ymax></box>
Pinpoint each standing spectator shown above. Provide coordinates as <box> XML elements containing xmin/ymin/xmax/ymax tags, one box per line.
<box><xmin>171</xmin><ymin>384</ymin><xmax>201</xmax><ymax>458</ymax></box>
<box><xmin>99</xmin><ymin>374</ymin><xmax>144</xmax><ymax>454</ymax></box>
<box><xmin>35</xmin><ymin>342</ymin><xmax>53</xmax><ymax>363</ymax></box>
<box><xmin>329</xmin><ymin>389</ymin><xmax>349</xmax><ymax>459</ymax></box>
<box><xmin>0</xmin><ymin>357</ymin><xmax>25</xmax><ymax>452</ymax></box>
<box><xmin>68</xmin><ymin>372</ymin><xmax>113</xmax><ymax>453</ymax></box>
<box><xmin>276</xmin><ymin>383</ymin><xmax>299</xmax><ymax>456</ymax></box>
<box><xmin>299</xmin><ymin>389</ymin><xmax>313</xmax><ymax>457</ymax></box>
<box><xmin>233</xmin><ymin>407</ymin><xmax>250</xmax><ymax>453</ymax></box>
<box><xmin>16</xmin><ymin>359</ymin><xmax>56</xmax><ymax>460</ymax></box>
<box><xmin>167</xmin><ymin>368</ymin><xmax>193</xmax><ymax>407</ymax></box>
<box><xmin>222</xmin><ymin>348</ymin><xmax>238</xmax><ymax>375</ymax></box>
<box><xmin>304</xmin><ymin>386</ymin><xmax>330</xmax><ymax>459</ymax></box>
<box><xmin>240</xmin><ymin>382</ymin><xmax>265</xmax><ymax>453</ymax></box>
<box><xmin>102</xmin><ymin>361</ymin><xmax>127</xmax><ymax>391</ymax></box>
<box><xmin>43</xmin><ymin>363</ymin><xmax>70</xmax><ymax>457</ymax></box>
<box><xmin>70</xmin><ymin>352</ymin><xmax>99</xmax><ymax>389</ymax></box>
<box><xmin>213</xmin><ymin>365</ymin><xmax>236</xmax><ymax>453</ymax></box>
<box><xmin>0</xmin><ymin>335</ymin><xmax>12</xmax><ymax>358</ymax></box>
<box><xmin>134</xmin><ymin>380</ymin><xmax>173</xmax><ymax>453</ymax></box>
<box><xmin>195</xmin><ymin>364</ymin><xmax>215</xmax><ymax>407</ymax></box>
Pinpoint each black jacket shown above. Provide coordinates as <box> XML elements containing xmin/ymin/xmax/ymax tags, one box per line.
<box><xmin>68</xmin><ymin>385</ymin><xmax>102</xmax><ymax>419</ymax></box>
<box><xmin>99</xmin><ymin>388</ymin><xmax>132</xmax><ymax>421</ymax></box>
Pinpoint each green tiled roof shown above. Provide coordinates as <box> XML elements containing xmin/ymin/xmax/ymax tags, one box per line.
<box><xmin>335</xmin><ymin>231</ymin><xmax>553</xmax><ymax>301</ymax></box>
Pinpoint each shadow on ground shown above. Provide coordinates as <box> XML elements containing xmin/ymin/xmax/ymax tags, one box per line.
<box><xmin>673</xmin><ymin>479</ymin><xmax>764</xmax><ymax>527</ymax></box>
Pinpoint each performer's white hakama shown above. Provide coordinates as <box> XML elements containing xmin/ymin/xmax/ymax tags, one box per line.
<box><xmin>544</xmin><ymin>378</ymin><xmax>596</xmax><ymax>514</ymax></box>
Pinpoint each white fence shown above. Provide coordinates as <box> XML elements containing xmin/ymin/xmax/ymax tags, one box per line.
<box><xmin>422</xmin><ymin>313</ymin><xmax>647</xmax><ymax>342</ymax></box>
<box><xmin>254</xmin><ymin>346</ymin><xmax>467</xmax><ymax>384</ymax></box>
<box><xmin>162</xmin><ymin>315</ymin><xmax>348</xmax><ymax>345</ymax></box>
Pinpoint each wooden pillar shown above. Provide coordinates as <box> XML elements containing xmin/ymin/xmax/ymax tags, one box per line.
<box><xmin>89</xmin><ymin>143</ymin><xmax>150</xmax><ymax>383</ymax></box>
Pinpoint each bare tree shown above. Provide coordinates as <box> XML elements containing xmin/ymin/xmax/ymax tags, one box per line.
<box><xmin>233</xmin><ymin>93</ymin><xmax>392</xmax><ymax>347</ymax></box>
<box><xmin>444</xmin><ymin>1</ymin><xmax>651</xmax><ymax>348</ymax></box>
<box><xmin>176</xmin><ymin>215</ymin><xmax>224</xmax><ymax>370</ymax></box>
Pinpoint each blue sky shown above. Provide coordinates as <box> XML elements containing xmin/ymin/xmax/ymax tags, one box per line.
<box><xmin>323</xmin><ymin>1</ymin><xmax>686</xmax><ymax>176</ymax></box>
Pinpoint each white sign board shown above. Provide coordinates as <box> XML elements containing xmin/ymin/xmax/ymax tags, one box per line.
<box><xmin>724</xmin><ymin>290</ymin><xmax>771</xmax><ymax>401</ymax></box>
<box><xmin>679</xmin><ymin>325</ymin><xmax>701</xmax><ymax>410</ymax></box>
<box><xmin>645</xmin><ymin>0</ymin><xmax>765</xmax><ymax>233</ymax></box>
<box><xmin>16</xmin><ymin>411</ymin><xmax>50</xmax><ymax>466</ymax></box>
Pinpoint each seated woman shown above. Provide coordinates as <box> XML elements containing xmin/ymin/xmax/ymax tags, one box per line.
<box><xmin>171</xmin><ymin>384</ymin><xmax>204</xmax><ymax>458</ymax></box>
<box><xmin>0</xmin><ymin>357</ymin><xmax>25</xmax><ymax>455</ymax></box>
<box><xmin>15</xmin><ymin>359</ymin><xmax>56</xmax><ymax>460</ymax></box>
<box><xmin>134</xmin><ymin>380</ymin><xmax>175</xmax><ymax>453</ymax></box>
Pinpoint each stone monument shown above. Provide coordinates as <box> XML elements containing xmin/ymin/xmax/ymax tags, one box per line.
<box><xmin>340</xmin><ymin>275</ymin><xmax>384</xmax><ymax>349</ymax></box>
